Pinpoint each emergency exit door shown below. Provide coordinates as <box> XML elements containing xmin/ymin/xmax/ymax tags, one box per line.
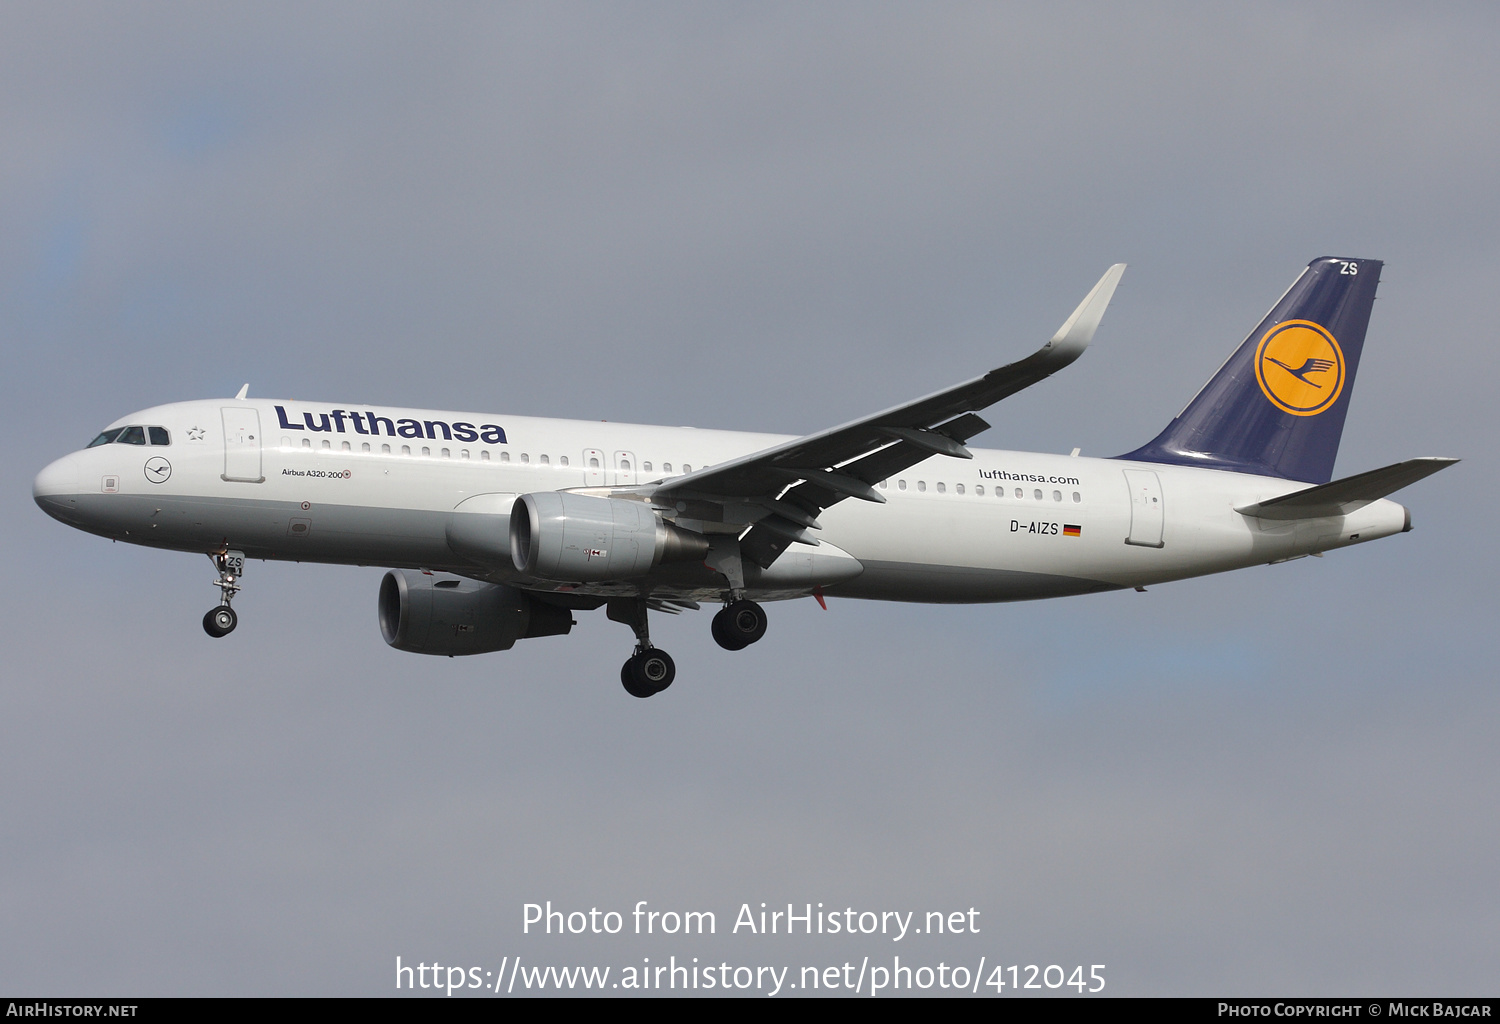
<box><xmin>613</xmin><ymin>451</ymin><xmax>638</xmax><ymax>486</ymax></box>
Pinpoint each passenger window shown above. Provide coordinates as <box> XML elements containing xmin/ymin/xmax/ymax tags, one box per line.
<box><xmin>560</xmin><ymin>456</ymin><xmax>569</xmax><ymax>466</ymax></box>
<box><xmin>362</xmin><ymin>442</ymin><xmax>371</xmax><ymax>453</ymax></box>
<box><xmin>1033</xmin><ymin>488</ymin><xmax>1042</xmax><ymax>500</ymax></box>
<box><xmin>917</xmin><ymin>481</ymin><xmax>926</xmax><ymax>492</ymax></box>
<box><xmin>441</xmin><ymin>448</ymin><xmax>451</xmax><ymax>459</ymax></box>
<box><xmin>148</xmin><ymin>427</ymin><xmax>170</xmax><ymax>445</ymax></box>
<box><xmin>1053</xmin><ymin>490</ymin><xmax>1062</xmax><ymax>502</ymax></box>
<box><xmin>620</xmin><ymin>459</ymin><xmax>630</xmax><ymax>471</ymax></box>
<box><xmin>682</xmin><ymin>464</ymin><xmax>692</xmax><ymax>473</ymax></box>
<box><xmin>117</xmin><ymin>426</ymin><xmax>146</xmax><ymax>445</ymax></box>
<box><xmin>642</xmin><ymin>462</ymin><xmax>651</xmax><ymax>472</ymax></box>
<box><xmin>520</xmin><ymin>453</ymin><xmax>530</xmax><ymax>464</ymax></box>
<box><xmin>480</xmin><ymin>451</ymin><xmax>489</xmax><ymax>461</ymax></box>
<box><xmin>421</xmin><ymin>446</ymin><xmax>431</xmax><ymax>457</ymax></box>
<box><xmin>1073</xmin><ymin>491</ymin><xmax>1081</xmax><ymax>503</ymax></box>
<box><xmin>540</xmin><ymin>454</ymin><xmax>549</xmax><ymax>465</ymax></box>
<box><xmin>976</xmin><ymin>485</ymin><xmax>984</xmax><ymax>496</ymax></box>
<box><xmin>663</xmin><ymin>463</ymin><xmax>672</xmax><ymax>473</ymax></box>
<box><xmin>500</xmin><ymin>452</ymin><xmax>510</xmax><ymax>463</ymax></box>
<box><xmin>936</xmin><ymin>482</ymin><xmax>946</xmax><ymax>493</ymax></box>
<box><xmin>1014</xmin><ymin>487</ymin><xmax>1023</xmax><ymax>498</ymax></box>
<box><xmin>589</xmin><ymin>457</ymin><xmax>600</xmax><ymax>468</ymax></box>
<box><xmin>956</xmin><ymin>483</ymin><xmax>964</xmax><ymax>495</ymax></box>
<box><xmin>321</xmin><ymin>439</ymin><xmax>331</xmax><ymax>450</ymax></box>
<box><xmin>461</xmin><ymin>450</ymin><xmax>470</xmax><ymax>460</ymax></box>
<box><xmin>382</xmin><ymin>444</ymin><xmax>391</xmax><ymax>454</ymax></box>
<box><xmin>898</xmin><ymin>480</ymin><xmax>907</xmax><ymax>490</ymax></box>
<box><xmin>342</xmin><ymin>441</ymin><xmax>351</xmax><ymax>451</ymax></box>
<box><xmin>401</xmin><ymin>445</ymin><xmax>411</xmax><ymax>456</ymax></box>
<box><xmin>302</xmin><ymin>438</ymin><xmax>312</xmax><ymax>449</ymax></box>
<box><xmin>88</xmin><ymin>428</ymin><xmax>125</xmax><ymax>448</ymax></box>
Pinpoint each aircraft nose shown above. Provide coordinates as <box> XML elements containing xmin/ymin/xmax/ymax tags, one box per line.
<box><xmin>33</xmin><ymin>454</ymin><xmax>81</xmax><ymax>518</ymax></box>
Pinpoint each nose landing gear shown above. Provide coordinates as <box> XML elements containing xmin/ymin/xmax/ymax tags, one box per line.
<box><xmin>203</xmin><ymin>549</ymin><xmax>244</xmax><ymax>638</ymax></box>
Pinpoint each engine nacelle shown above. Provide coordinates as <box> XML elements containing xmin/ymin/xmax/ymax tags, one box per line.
<box><xmin>510</xmin><ymin>492</ymin><xmax>710</xmax><ymax>582</ymax></box>
<box><xmin>378</xmin><ymin>570</ymin><xmax>573</xmax><ymax>656</ymax></box>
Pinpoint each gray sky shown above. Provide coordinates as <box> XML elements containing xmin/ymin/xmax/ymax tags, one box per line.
<box><xmin>2</xmin><ymin>2</ymin><xmax>1495</xmax><ymax>996</ymax></box>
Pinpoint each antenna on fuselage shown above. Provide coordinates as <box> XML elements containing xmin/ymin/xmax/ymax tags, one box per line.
<box><xmin>234</xmin><ymin>384</ymin><xmax>249</xmax><ymax>400</ymax></box>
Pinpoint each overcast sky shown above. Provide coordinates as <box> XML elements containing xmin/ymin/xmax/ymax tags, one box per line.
<box><xmin>2</xmin><ymin>2</ymin><xmax>1495</xmax><ymax>997</ymax></box>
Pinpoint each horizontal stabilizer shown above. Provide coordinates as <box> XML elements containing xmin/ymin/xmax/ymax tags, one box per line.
<box><xmin>1236</xmin><ymin>457</ymin><xmax>1458</xmax><ymax>520</ymax></box>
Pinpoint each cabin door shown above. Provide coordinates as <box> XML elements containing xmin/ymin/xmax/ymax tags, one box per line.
<box><xmin>222</xmin><ymin>408</ymin><xmax>264</xmax><ymax>483</ymax></box>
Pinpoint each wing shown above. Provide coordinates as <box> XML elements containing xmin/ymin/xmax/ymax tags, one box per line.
<box><xmin>648</xmin><ymin>264</ymin><xmax>1127</xmax><ymax>569</ymax></box>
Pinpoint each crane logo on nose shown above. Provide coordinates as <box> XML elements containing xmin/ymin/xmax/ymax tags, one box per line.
<box><xmin>144</xmin><ymin>457</ymin><xmax>172</xmax><ymax>484</ymax></box>
<box><xmin>1255</xmin><ymin>319</ymin><xmax>1345</xmax><ymax>416</ymax></box>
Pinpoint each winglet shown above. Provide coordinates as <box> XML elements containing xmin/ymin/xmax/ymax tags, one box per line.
<box><xmin>234</xmin><ymin>383</ymin><xmax>250</xmax><ymax>400</ymax></box>
<box><xmin>1047</xmin><ymin>263</ymin><xmax>1126</xmax><ymax>359</ymax></box>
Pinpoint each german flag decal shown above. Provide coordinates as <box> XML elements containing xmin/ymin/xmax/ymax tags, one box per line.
<box><xmin>1063</xmin><ymin>524</ymin><xmax>1082</xmax><ymax>537</ymax></box>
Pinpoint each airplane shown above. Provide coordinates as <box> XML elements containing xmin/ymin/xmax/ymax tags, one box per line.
<box><xmin>33</xmin><ymin>256</ymin><xmax>1456</xmax><ymax>697</ymax></box>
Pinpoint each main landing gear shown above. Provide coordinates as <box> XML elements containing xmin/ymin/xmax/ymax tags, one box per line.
<box><xmin>203</xmin><ymin>550</ymin><xmax>245</xmax><ymax>638</ymax></box>
<box><xmin>608</xmin><ymin>598</ymin><xmax>676</xmax><ymax>698</ymax></box>
<box><xmin>703</xmin><ymin>537</ymin><xmax>768</xmax><ymax>654</ymax></box>
<box><xmin>711</xmin><ymin>599</ymin><xmax>768</xmax><ymax>651</ymax></box>
<box><xmin>621</xmin><ymin>648</ymin><xmax>676</xmax><ymax>699</ymax></box>
<box><xmin>606</xmin><ymin>594</ymin><xmax>770</xmax><ymax>698</ymax></box>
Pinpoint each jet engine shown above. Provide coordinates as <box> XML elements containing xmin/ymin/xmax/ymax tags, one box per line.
<box><xmin>378</xmin><ymin>570</ymin><xmax>573</xmax><ymax>656</ymax></box>
<box><xmin>509</xmin><ymin>492</ymin><xmax>710</xmax><ymax>581</ymax></box>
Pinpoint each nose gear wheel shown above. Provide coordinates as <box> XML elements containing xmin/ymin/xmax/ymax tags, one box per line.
<box><xmin>203</xmin><ymin>605</ymin><xmax>238</xmax><ymax>637</ymax></box>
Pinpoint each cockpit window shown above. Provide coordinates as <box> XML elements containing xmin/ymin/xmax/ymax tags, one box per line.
<box><xmin>86</xmin><ymin>425</ymin><xmax>172</xmax><ymax>448</ymax></box>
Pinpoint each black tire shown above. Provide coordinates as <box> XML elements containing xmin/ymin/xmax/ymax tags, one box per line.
<box><xmin>711</xmin><ymin>610</ymin><xmax>748</xmax><ymax>651</ymax></box>
<box><xmin>621</xmin><ymin>660</ymin><xmax>650</xmax><ymax>697</ymax></box>
<box><xmin>713</xmin><ymin>600</ymin><xmax>767</xmax><ymax>650</ymax></box>
<box><xmin>203</xmin><ymin>606</ymin><xmax>237</xmax><ymax>638</ymax></box>
<box><xmin>621</xmin><ymin>649</ymin><xmax>675</xmax><ymax>697</ymax></box>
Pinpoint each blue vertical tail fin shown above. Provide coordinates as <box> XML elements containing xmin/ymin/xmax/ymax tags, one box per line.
<box><xmin>1116</xmin><ymin>257</ymin><xmax>1382</xmax><ymax>483</ymax></box>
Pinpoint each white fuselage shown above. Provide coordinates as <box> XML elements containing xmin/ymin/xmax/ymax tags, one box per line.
<box><xmin>32</xmin><ymin>398</ymin><xmax>1411</xmax><ymax>604</ymax></box>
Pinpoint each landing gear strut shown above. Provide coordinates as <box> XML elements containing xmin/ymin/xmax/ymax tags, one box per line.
<box><xmin>203</xmin><ymin>550</ymin><xmax>244</xmax><ymax>638</ymax></box>
<box><xmin>608</xmin><ymin>598</ymin><xmax>675</xmax><ymax>698</ymax></box>
<box><xmin>712</xmin><ymin>599</ymin><xmax>767</xmax><ymax>651</ymax></box>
